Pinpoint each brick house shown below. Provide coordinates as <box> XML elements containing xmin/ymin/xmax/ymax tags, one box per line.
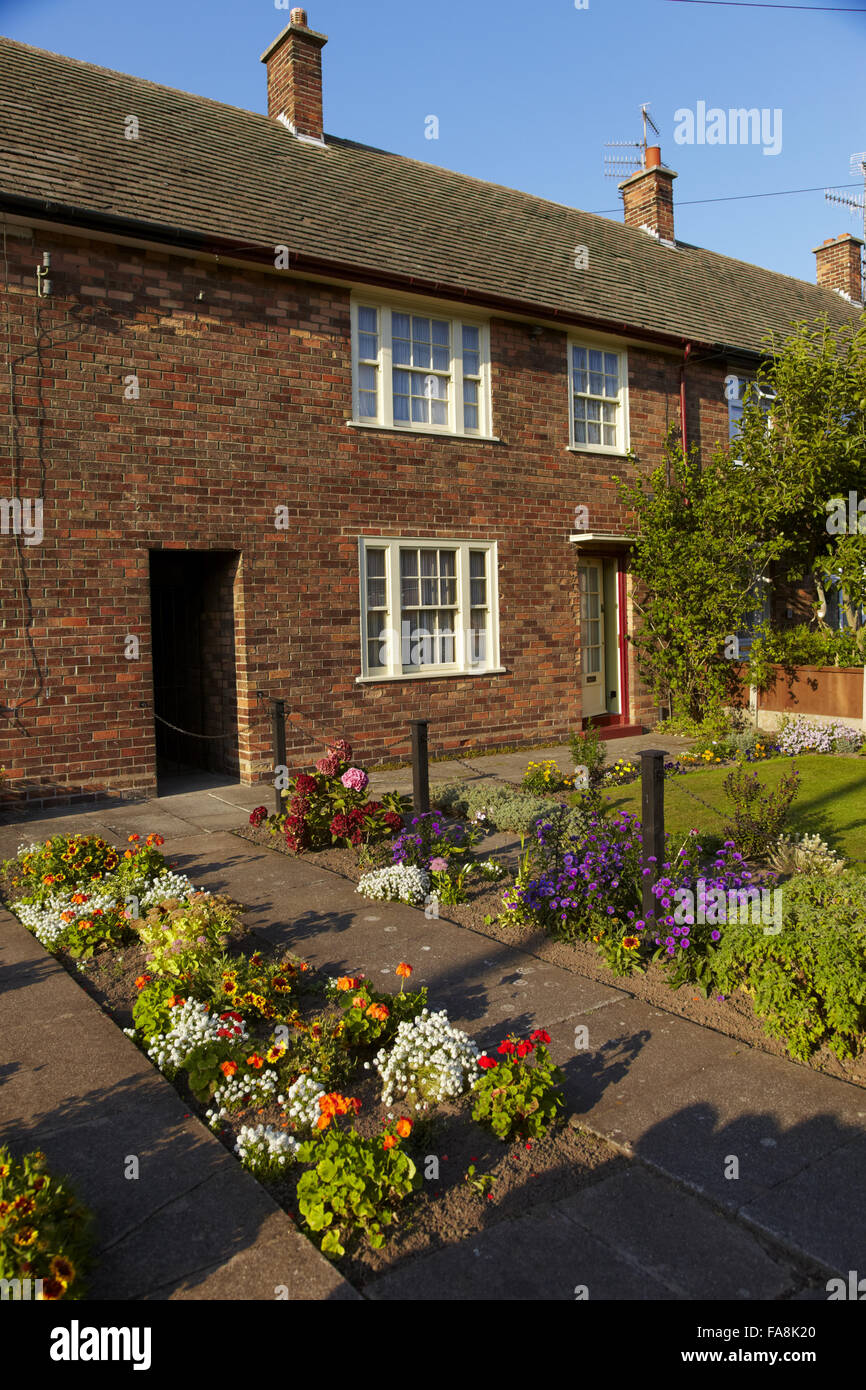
<box><xmin>0</xmin><ymin>10</ymin><xmax>861</xmax><ymax>812</ymax></box>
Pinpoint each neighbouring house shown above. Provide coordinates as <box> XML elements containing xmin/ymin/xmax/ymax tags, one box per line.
<box><xmin>0</xmin><ymin>10</ymin><xmax>862</xmax><ymax>811</ymax></box>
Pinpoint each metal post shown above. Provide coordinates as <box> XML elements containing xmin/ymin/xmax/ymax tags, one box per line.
<box><xmin>640</xmin><ymin>748</ymin><xmax>666</xmax><ymax>922</ymax></box>
<box><xmin>272</xmin><ymin>698</ymin><xmax>286</xmax><ymax>816</ymax></box>
<box><xmin>409</xmin><ymin>719</ymin><xmax>430</xmax><ymax>817</ymax></box>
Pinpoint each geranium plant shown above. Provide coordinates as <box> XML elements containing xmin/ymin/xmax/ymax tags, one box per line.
<box><xmin>471</xmin><ymin>1029</ymin><xmax>564</xmax><ymax>1141</ymax></box>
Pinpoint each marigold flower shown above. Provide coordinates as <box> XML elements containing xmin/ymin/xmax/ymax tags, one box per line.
<box><xmin>134</xmin><ymin>974</ymin><xmax>151</xmax><ymax>990</ymax></box>
<box><xmin>396</xmin><ymin>1118</ymin><xmax>412</xmax><ymax>1138</ymax></box>
<box><xmin>382</xmin><ymin>1134</ymin><xmax>398</xmax><ymax>1150</ymax></box>
<box><xmin>246</xmin><ymin>1054</ymin><xmax>264</xmax><ymax>1070</ymax></box>
<box><xmin>396</xmin><ymin>962</ymin><xmax>413</xmax><ymax>978</ymax></box>
<box><xmin>367</xmin><ymin>1003</ymin><xmax>389</xmax><ymax>1021</ymax></box>
<box><xmin>316</xmin><ymin>1114</ymin><xmax>331</xmax><ymax>1131</ymax></box>
<box><xmin>128</xmin><ymin>834</ymin><xmax>140</xmax><ymax>843</ymax></box>
<box><xmin>336</xmin><ymin>975</ymin><xmax>363</xmax><ymax>991</ymax></box>
<box><xmin>220</xmin><ymin>1061</ymin><xmax>238</xmax><ymax>1078</ymax></box>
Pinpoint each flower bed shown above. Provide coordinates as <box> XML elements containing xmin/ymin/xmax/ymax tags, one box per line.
<box><xmin>0</xmin><ymin>1146</ymin><xmax>93</xmax><ymax>1300</ymax></box>
<box><xmin>2</xmin><ymin>829</ymin><xmax>580</xmax><ymax>1280</ymax></box>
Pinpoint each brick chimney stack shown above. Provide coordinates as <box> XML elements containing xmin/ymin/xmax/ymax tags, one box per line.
<box><xmin>813</xmin><ymin>232</ymin><xmax>864</xmax><ymax>306</ymax></box>
<box><xmin>619</xmin><ymin>147</ymin><xmax>677</xmax><ymax>247</ymax></box>
<box><xmin>261</xmin><ymin>8</ymin><xmax>328</xmax><ymax>144</ymax></box>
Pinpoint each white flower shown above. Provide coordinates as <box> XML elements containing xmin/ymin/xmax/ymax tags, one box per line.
<box><xmin>234</xmin><ymin>1124</ymin><xmax>300</xmax><ymax>1175</ymax></box>
<box><xmin>373</xmin><ymin>1008</ymin><xmax>480</xmax><ymax>1106</ymax></box>
<box><xmin>357</xmin><ymin>865</ymin><xmax>430</xmax><ymax>905</ymax></box>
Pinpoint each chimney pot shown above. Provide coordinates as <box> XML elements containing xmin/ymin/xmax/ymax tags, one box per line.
<box><xmin>645</xmin><ymin>145</ymin><xmax>662</xmax><ymax>169</ymax></box>
<box><xmin>290</xmin><ymin>7</ymin><xmax>307</xmax><ymax>23</ymax></box>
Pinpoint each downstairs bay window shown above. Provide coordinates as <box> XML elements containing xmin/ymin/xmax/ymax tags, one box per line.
<box><xmin>357</xmin><ymin>538</ymin><xmax>502</xmax><ymax>680</ymax></box>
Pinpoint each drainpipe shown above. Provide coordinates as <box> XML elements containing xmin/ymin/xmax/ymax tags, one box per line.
<box><xmin>680</xmin><ymin>341</ymin><xmax>692</xmax><ymax>454</ymax></box>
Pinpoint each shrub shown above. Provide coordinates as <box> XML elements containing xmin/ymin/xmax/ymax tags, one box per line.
<box><xmin>391</xmin><ymin>811</ymin><xmax>479</xmax><ymax>869</ymax></box>
<box><xmin>430</xmin><ymin>781</ymin><xmax>569</xmax><ymax>836</ymax></box>
<box><xmin>720</xmin><ymin>764</ymin><xmax>801</xmax><ymax>859</ymax></box>
<box><xmin>268</xmin><ymin>741</ymin><xmax>404</xmax><ymax>852</ymax></box>
<box><xmin>0</xmin><ymin>1146</ymin><xmax>92</xmax><ymax>1300</ymax></box>
<box><xmin>471</xmin><ymin>1029</ymin><xmax>565</xmax><ymax>1141</ymax></box>
<box><xmin>711</xmin><ymin>870</ymin><xmax>866</xmax><ymax>1060</ymax></box>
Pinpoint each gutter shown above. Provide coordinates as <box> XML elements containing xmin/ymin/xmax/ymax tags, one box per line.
<box><xmin>0</xmin><ymin>191</ymin><xmax>712</xmax><ymax>355</ymax></box>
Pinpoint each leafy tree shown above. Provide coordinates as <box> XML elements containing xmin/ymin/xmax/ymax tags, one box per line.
<box><xmin>619</xmin><ymin>315</ymin><xmax>866</xmax><ymax>720</ymax></box>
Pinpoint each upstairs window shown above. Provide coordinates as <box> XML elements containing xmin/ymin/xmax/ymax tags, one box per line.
<box><xmin>352</xmin><ymin>303</ymin><xmax>490</xmax><ymax>437</ymax></box>
<box><xmin>727</xmin><ymin>376</ymin><xmax>775</xmax><ymax>465</ymax></box>
<box><xmin>568</xmin><ymin>343</ymin><xmax>628</xmax><ymax>453</ymax></box>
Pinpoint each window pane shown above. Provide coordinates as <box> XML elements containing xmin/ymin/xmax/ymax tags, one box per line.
<box><xmin>431</xmin><ymin>319</ymin><xmax>450</xmax><ymax>346</ymax></box>
<box><xmin>359</xmin><ymin>364</ymin><xmax>377</xmax><ymax>391</ymax></box>
<box><xmin>412</xmin><ymin>317</ymin><xmax>431</xmax><ymax>341</ymax></box>
<box><xmin>604</xmin><ymin>353</ymin><xmax>618</xmax><ymax>375</ymax></box>
<box><xmin>604</xmin><ymin>373</ymin><xmax>618</xmax><ymax>397</ymax></box>
<box><xmin>463</xmin><ymin>325</ymin><xmax>480</xmax><ymax>351</ymax></box>
<box><xmin>359</xmin><ymin>392</ymin><xmax>377</xmax><ymax>418</ymax></box>
<box><xmin>586</xmin><ymin>400</ymin><xmax>600</xmax><ymax>421</ymax></box>
<box><xmin>587</xmin><ymin>421</ymin><xmax>601</xmax><ymax>444</ymax></box>
<box><xmin>603</xmin><ymin>425</ymin><xmax>616</xmax><ymax>446</ymax></box>
<box><xmin>573</xmin><ymin>346</ymin><xmax>587</xmax><ymax>371</ymax></box>
<box><xmin>359</xmin><ymin>333</ymin><xmax>378</xmax><ymax>360</ymax></box>
<box><xmin>573</xmin><ymin>368</ymin><xmax>587</xmax><ymax>394</ymax></box>
<box><xmin>463</xmin><ymin>350</ymin><xmax>480</xmax><ymax>376</ymax></box>
<box><xmin>392</xmin><ymin>335</ymin><xmax>411</xmax><ymax>366</ymax></box>
<box><xmin>464</xmin><ymin>403</ymin><xmax>478</xmax><ymax>430</ymax></box>
<box><xmin>589</xmin><ymin>349</ymin><xmax>603</xmax><ymax>373</ymax></box>
<box><xmin>358</xmin><ymin>306</ymin><xmax>378</xmax><ymax>333</ymax></box>
<box><xmin>432</xmin><ymin>344</ymin><xmax>450</xmax><ymax>372</ymax></box>
<box><xmin>470</xmin><ymin>609</ymin><xmax>487</xmax><ymax>663</ymax></box>
<box><xmin>574</xmin><ymin>420</ymin><xmax>586</xmax><ymax>444</ymax></box>
<box><xmin>392</xmin><ymin>312</ymin><xmax>410</xmax><ymax>338</ymax></box>
<box><xmin>463</xmin><ymin>380</ymin><xmax>478</xmax><ymax>405</ymax></box>
<box><xmin>589</xmin><ymin>372</ymin><xmax>603</xmax><ymax>396</ymax></box>
<box><xmin>440</xmin><ymin>550</ymin><xmax>456</xmax><ymax>575</ymax></box>
<box><xmin>366</xmin><ymin>549</ymin><xmax>386</xmax><ymax>578</ymax></box>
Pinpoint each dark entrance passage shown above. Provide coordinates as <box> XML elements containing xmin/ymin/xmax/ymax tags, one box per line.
<box><xmin>149</xmin><ymin>550</ymin><xmax>240</xmax><ymax>783</ymax></box>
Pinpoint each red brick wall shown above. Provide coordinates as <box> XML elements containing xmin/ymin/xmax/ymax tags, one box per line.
<box><xmin>0</xmin><ymin>221</ymin><xmax>731</xmax><ymax>810</ymax></box>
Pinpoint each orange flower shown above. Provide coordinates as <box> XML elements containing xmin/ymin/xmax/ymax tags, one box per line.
<box><xmin>128</xmin><ymin>834</ymin><xmax>140</xmax><ymax>843</ymax></box>
<box><xmin>395</xmin><ymin>1118</ymin><xmax>412</xmax><ymax>1139</ymax></box>
<box><xmin>366</xmin><ymin>1003</ymin><xmax>389</xmax><ymax>1022</ymax></box>
<box><xmin>220</xmin><ymin>1061</ymin><xmax>238</xmax><ymax>1078</ymax></box>
<box><xmin>382</xmin><ymin>1135</ymin><xmax>398</xmax><ymax>1151</ymax></box>
<box><xmin>351</xmin><ymin>994</ymin><xmax>366</xmax><ymax>1009</ymax></box>
<box><xmin>336</xmin><ymin>975</ymin><xmax>363</xmax><ymax>992</ymax></box>
<box><xmin>622</xmin><ymin>937</ymin><xmax>640</xmax><ymax>951</ymax></box>
<box><xmin>317</xmin><ymin>1114</ymin><xmax>331</xmax><ymax>1131</ymax></box>
<box><xmin>246</xmin><ymin>1054</ymin><xmax>264</xmax><ymax>1070</ymax></box>
<box><xmin>134</xmin><ymin>974</ymin><xmax>151</xmax><ymax>990</ymax></box>
<box><xmin>396</xmin><ymin>963</ymin><xmax>413</xmax><ymax>978</ymax></box>
<box><xmin>168</xmin><ymin>995</ymin><xmax>185</xmax><ymax>1008</ymax></box>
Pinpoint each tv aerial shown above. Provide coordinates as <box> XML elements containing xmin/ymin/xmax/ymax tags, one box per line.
<box><xmin>604</xmin><ymin>104</ymin><xmax>660</xmax><ymax>180</ymax></box>
<box><xmin>824</xmin><ymin>151</ymin><xmax>866</xmax><ymax>239</ymax></box>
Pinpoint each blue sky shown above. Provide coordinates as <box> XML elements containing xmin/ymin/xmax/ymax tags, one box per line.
<box><xmin>2</xmin><ymin>0</ymin><xmax>865</xmax><ymax>284</ymax></box>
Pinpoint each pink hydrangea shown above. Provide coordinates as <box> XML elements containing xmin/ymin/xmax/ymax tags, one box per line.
<box><xmin>341</xmin><ymin>767</ymin><xmax>369</xmax><ymax>792</ymax></box>
<box><xmin>429</xmin><ymin>856</ymin><xmax>449</xmax><ymax>873</ymax></box>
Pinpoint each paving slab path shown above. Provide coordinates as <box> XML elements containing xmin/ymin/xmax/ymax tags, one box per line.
<box><xmin>1</xmin><ymin>757</ymin><xmax>863</xmax><ymax>1301</ymax></box>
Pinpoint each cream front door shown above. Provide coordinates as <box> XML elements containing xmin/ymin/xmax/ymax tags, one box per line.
<box><xmin>578</xmin><ymin>561</ymin><xmax>606</xmax><ymax>717</ymax></box>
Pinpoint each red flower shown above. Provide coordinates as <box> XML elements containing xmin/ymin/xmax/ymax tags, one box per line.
<box><xmin>529</xmin><ymin>1029</ymin><xmax>551</xmax><ymax>1045</ymax></box>
<box><xmin>477</xmin><ymin>1056</ymin><xmax>497</xmax><ymax>1069</ymax></box>
<box><xmin>497</xmin><ymin>1040</ymin><xmax>515</xmax><ymax>1055</ymax></box>
<box><xmin>249</xmin><ymin>806</ymin><xmax>267</xmax><ymax>828</ymax></box>
<box><xmin>515</xmin><ymin>1041</ymin><xmax>534</xmax><ymax>1058</ymax></box>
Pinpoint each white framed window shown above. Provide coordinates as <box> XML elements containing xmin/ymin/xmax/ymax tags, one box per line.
<box><xmin>351</xmin><ymin>301</ymin><xmax>491</xmax><ymax>437</ymax></box>
<box><xmin>357</xmin><ymin>537</ymin><xmax>502</xmax><ymax>680</ymax></box>
<box><xmin>568</xmin><ymin>342</ymin><xmax>629</xmax><ymax>453</ymax></box>
<box><xmin>728</xmin><ymin>376</ymin><xmax>775</xmax><ymax>465</ymax></box>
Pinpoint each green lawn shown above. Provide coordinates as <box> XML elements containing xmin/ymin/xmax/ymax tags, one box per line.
<box><xmin>598</xmin><ymin>754</ymin><xmax>866</xmax><ymax>868</ymax></box>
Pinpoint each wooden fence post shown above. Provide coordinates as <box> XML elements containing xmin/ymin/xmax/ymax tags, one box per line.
<box><xmin>640</xmin><ymin>748</ymin><xmax>666</xmax><ymax>922</ymax></box>
<box><xmin>409</xmin><ymin>719</ymin><xmax>430</xmax><ymax>817</ymax></box>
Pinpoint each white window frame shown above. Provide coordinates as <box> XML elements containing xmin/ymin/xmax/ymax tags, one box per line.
<box><xmin>350</xmin><ymin>299</ymin><xmax>492</xmax><ymax>439</ymax></box>
<box><xmin>567</xmin><ymin>340</ymin><xmax>630</xmax><ymax>454</ymax></box>
<box><xmin>356</xmin><ymin>537</ymin><xmax>503</xmax><ymax>681</ymax></box>
<box><xmin>728</xmin><ymin>376</ymin><xmax>776</xmax><ymax>466</ymax></box>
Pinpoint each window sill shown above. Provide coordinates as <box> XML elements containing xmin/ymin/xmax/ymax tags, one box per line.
<box><xmin>346</xmin><ymin>419</ymin><xmax>502</xmax><ymax>443</ymax></box>
<box><xmin>356</xmin><ymin>666</ymin><xmax>507</xmax><ymax>684</ymax></box>
<box><xmin>567</xmin><ymin>444</ymin><xmax>630</xmax><ymax>458</ymax></box>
